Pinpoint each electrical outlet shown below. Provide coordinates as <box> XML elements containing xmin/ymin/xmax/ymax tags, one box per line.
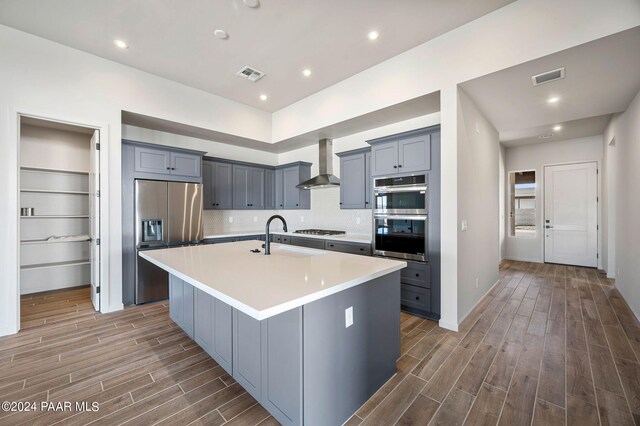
<box><xmin>617</xmin><ymin>268</ymin><xmax>620</xmax><ymax>277</ymax></box>
<box><xmin>461</xmin><ymin>219</ymin><xmax>468</xmax><ymax>231</ymax></box>
<box><xmin>253</xmin><ymin>216</ymin><xmax>258</xmax><ymax>222</ymax></box>
<box><xmin>228</xmin><ymin>217</ymin><xmax>233</xmax><ymax>223</ymax></box>
<box><xmin>345</xmin><ymin>306</ymin><xmax>354</xmax><ymax>328</ymax></box>
<box><xmin>356</xmin><ymin>217</ymin><xmax>361</xmax><ymax>225</ymax></box>
<box><xmin>475</xmin><ymin>122</ymin><xmax>480</xmax><ymax>134</ymax></box>
<box><xmin>475</xmin><ymin>277</ymin><xmax>479</xmax><ymax>289</ymax></box>
<box><xmin>300</xmin><ymin>216</ymin><xmax>305</xmax><ymax>222</ymax></box>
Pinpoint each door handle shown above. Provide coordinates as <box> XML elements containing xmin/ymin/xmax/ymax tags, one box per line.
<box><xmin>545</xmin><ymin>225</ymin><xmax>553</xmax><ymax>229</ymax></box>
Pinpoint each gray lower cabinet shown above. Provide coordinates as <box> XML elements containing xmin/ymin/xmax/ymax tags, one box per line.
<box><xmin>213</xmin><ymin>298</ymin><xmax>233</xmax><ymax>373</ymax></box>
<box><xmin>369</xmin><ymin>129</ymin><xmax>431</xmax><ymax>176</ymax></box>
<box><xmin>271</xmin><ymin>234</ymin><xmax>290</xmax><ymax>244</ymax></box>
<box><xmin>325</xmin><ymin>240</ymin><xmax>372</xmax><ymax>256</ymax></box>
<box><xmin>400</xmin><ymin>284</ymin><xmax>431</xmax><ymax>311</ymax></box>
<box><xmin>169</xmin><ymin>275</ymin><xmax>194</xmax><ymax>338</ymax></box>
<box><xmin>194</xmin><ymin>288</ymin><xmax>214</xmax><ymax>354</ymax></box>
<box><xmin>233</xmin><ymin>310</ymin><xmax>263</xmax><ymax>400</ymax></box>
<box><xmin>289</xmin><ymin>236</ymin><xmax>325</xmax><ymax>250</ymax></box>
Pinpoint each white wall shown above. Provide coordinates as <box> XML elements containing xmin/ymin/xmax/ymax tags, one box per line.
<box><xmin>456</xmin><ymin>88</ymin><xmax>500</xmax><ymax>323</ymax></box>
<box><xmin>603</xmin><ymin>115</ymin><xmax>619</xmax><ymax>278</ymax></box>
<box><xmin>499</xmin><ymin>144</ymin><xmax>507</xmax><ymax>261</ymax></box>
<box><xmin>0</xmin><ymin>24</ymin><xmax>272</xmax><ymax>336</ymax></box>
<box><xmin>201</xmin><ymin>113</ymin><xmax>441</xmax><ymax>236</ymax></box>
<box><xmin>604</xmin><ymin>89</ymin><xmax>640</xmax><ymax>320</ymax></box>
<box><xmin>504</xmin><ymin>135</ymin><xmax>604</xmax><ymax>263</ymax></box>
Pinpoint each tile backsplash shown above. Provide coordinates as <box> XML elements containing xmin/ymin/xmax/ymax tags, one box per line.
<box><xmin>203</xmin><ymin>187</ymin><xmax>372</xmax><ymax>236</ymax></box>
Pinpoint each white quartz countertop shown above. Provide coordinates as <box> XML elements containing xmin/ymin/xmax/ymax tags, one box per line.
<box><xmin>203</xmin><ymin>230</ymin><xmax>372</xmax><ymax>244</ymax></box>
<box><xmin>140</xmin><ymin>240</ymin><xmax>404</xmax><ymax>320</ymax></box>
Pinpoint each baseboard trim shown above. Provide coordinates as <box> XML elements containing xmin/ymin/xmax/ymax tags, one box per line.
<box><xmin>456</xmin><ymin>278</ymin><xmax>501</xmax><ymax>329</ymax></box>
<box><xmin>503</xmin><ymin>256</ymin><xmax>543</xmax><ymax>263</ymax></box>
<box><xmin>0</xmin><ymin>325</ymin><xmax>19</xmax><ymax>337</ymax></box>
<box><xmin>103</xmin><ymin>303</ymin><xmax>124</xmax><ymax>314</ymax></box>
<box><xmin>615</xmin><ymin>284</ymin><xmax>640</xmax><ymax>324</ymax></box>
<box><xmin>438</xmin><ymin>320</ymin><xmax>459</xmax><ymax>332</ymax></box>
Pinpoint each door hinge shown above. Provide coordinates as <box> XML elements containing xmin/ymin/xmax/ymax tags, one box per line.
<box><xmin>96</xmin><ymin>190</ymin><xmax>100</xmax><ymax>198</ymax></box>
<box><xmin>597</xmin><ymin>253</ymin><xmax>599</xmax><ymax>259</ymax></box>
<box><xmin>96</xmin><ymin>238</ymin><xmax>101</xmax><ymax>246</ymax></box>
<box><xmin>597</xmin><ymin>168</ymin><xmax>599</xmax><ymax>174</ymax></box>
<box><xmin>597</xmin><ymin>225</ymin><xmax>599</xmax><ymax>230</ymax></box>
<box><xmin>95</xmin><ymin>143</ymin><xmax>101</xmax><ymax>150</ymax></box>
<box><xmin>96</xmin><ymin>286</ymin><xmax>100</xmax><ymax>294</ymax></box>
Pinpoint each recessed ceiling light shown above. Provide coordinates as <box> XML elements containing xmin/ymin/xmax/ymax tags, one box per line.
<box><xmin>259</xmin><ymin>94</ymin><xmax>268</xmax><ymax>101</ymax></box>
<box><xmin>214</xmin><ymin>29</ymin><xmax>228</xmax><ymax>40</ymax></box>
<box><xmin>368</xmin><ymin>31</ymin><xmax>379</xmax><ymax>41</ymax></box>
<box><xmin>553</xmin><ymin>125</ymin><xmax>562</xmax><ymax>131</ymax></box>
<box><xmin>243</xmin><ymin>0</ymin><xmax>260</xmax><ymax>8</ymax></box>
<box><xmin>114</xmin><ymin>39</ymin><xmax>129</xmax><ymax>49</ymax></box>
<box><xmin>302</xmin><ymin>69</ymin><xmax>312</xmax><ymax>77</ymax></box>
<box><xmin>547</xmin><ymin>96</ymin><xmax>560</xmax><ymax>104</ymax></box>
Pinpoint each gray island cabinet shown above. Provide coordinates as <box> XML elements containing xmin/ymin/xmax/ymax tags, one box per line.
<box><xmin>141</xmin><ymin>241</ymin><xmax>404</xmax><ymax>426</ymax></box>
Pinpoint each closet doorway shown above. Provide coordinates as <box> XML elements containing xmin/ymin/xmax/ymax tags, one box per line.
<box><xmin>18</xmin><ymin>116</ymin><xmax>101</xmax><ymax>313</ymax></box>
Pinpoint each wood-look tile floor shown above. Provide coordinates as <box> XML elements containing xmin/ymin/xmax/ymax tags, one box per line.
<box><xmin>347</xmin><ymin>260</ymin><xmax>640</xmax><ymax>426</ymax></box>
<box><xmin>1</xmin><ymin>260</ymin><xmax>639</xmax><ymax>425</ymax></box>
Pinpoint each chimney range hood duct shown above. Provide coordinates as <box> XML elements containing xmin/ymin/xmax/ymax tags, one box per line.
<box><xmin>296</xmin><ymin>138</ymin><xmax>340</xmax><ymax>189</ymax></box>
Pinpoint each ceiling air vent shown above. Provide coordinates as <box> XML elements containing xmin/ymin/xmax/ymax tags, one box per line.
<box><xmin>531</xmin><ymin>67</ymin><xmax>565</xmax><ymax>86</ymax></box>
<box><xmin>236</xmin><ymin>66</ymin><xmax>266</xmax><ymax>82</ymax></box>
<box><xmin>539</xmin><ymin>134</ymin><xmax>554</xmax><ymax>139</ymax></box>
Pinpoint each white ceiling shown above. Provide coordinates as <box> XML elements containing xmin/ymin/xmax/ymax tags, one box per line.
<box><xmin>0</xmin><ymin>0</ymin><xmax>513</xmax><ymax>112</ymax></box>
<box><xmin>460</xmin><ymin>27</ymin><xmax>640</xmax><ymax>146</ymax></box>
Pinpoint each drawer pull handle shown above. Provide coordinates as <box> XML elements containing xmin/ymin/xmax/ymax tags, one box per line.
<box><xmin>416</xmin><ymin>273</ymin><xmax>420</xmax><ymax>277</ymax></box>
<box><xmin>415</xmin><ymin>296</ymin><xmax>420</xmax><ymax>300</ymax></box>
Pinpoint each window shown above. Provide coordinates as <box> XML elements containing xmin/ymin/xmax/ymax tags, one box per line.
<box><xmin>509</xmin><ymin>170</ymin><xmax>536</xmax><ymax>237</ymax></box>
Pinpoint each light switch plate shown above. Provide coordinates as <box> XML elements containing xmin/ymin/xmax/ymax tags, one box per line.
<box><xmin>345</xmin><ymin>306</ymin><xmax>353</xmax><ymax>328</ymax></box>
<box><xmin>228</xmin><ymin>217</ymin><xmax>233</xmax><ymax>223</ymax></box>
<box><xmin>461</xmin><ymin>219</ymin><xmax>468</xmax><ymax>231</ymax></box>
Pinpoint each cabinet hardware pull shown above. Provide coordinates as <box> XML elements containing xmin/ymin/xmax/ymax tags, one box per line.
<box><xmin>416</xmin><ymin>273</ymin><xmax>420</xmax><ymax>277</ymax></box>
<box><xmin>415</xmin><ymin>296</ymin><xmax>420</xmax><ymax>300</ymax></box>
<box><xmin>398</xmin><ymin>165</ymin><xmax>402</xmax><ymax>168</ymax></box>
<box><xmin>393</xmin><ymin>165</ymin><xmax>397</xmax><ymax>169</ymax></box>
<box><xmin>166</xmin><ymin>167</ymin><xmax>171</xmax><ymax>170</ymax></box>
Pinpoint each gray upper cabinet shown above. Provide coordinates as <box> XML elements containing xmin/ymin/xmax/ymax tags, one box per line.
<box><xmin>276</xmin><ymin>163</ymin><xmax>311</xmax><ymax>210</ymax></box>
<box><xmin>275</xmin><ymin>169</ymin><xmax>284</xmax><ymax>209</ymax></box>
<box><xmin>369</xmin><ymin>129</ymin><xmax>431</xmax><ymax>176</ymax></box>
<box><xmin>398</xmin><ymin>134</ymin><xmax>431</xmax><ymax>174</ymax></box>
<box><xmin>264</xmin><ymin>169</ymin><xmax>275</xmax><ymax>210</ymax></box>
<box><xmin>133</xmin><ymin>145</ymin><xmax>202</xmax><ymax>178</ymax></box>
<box><xmin>233</xmin><ymin>165</ymin><xmax>265</xmax><ymax>210</ymax></box>
<box><xmin>203</xmin><ymin>160</ymin><xmax>233</xmax><ymax>210</ymax></box>
<box><xmin>339</xmin><ymin>152</ymin><xmax>366</xmax><ymax>209</ymax></box>
<box><xmin>135</xmin><ymin>146</ymin><xmax>171</xmax><ymax>174</ymax></box>
<box><xmin>337</xmin><ymin>149</ymin><xmax>371</xmax><ymax>210</ymax></box>
<box><xmin>170</xmin><ymin>152</ymin><xmax>201</xmax><ymax>177</ymax></box>
<box><xmin>370</xmin><ymin>143</ymin><xmax>398</xmax><ymax>177</ymax></box>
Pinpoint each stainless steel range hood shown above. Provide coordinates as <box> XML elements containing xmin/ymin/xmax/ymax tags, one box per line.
<box><xmin>297</xmin><ymin>138</ymin><xmax>340</xmax><ymax>189</ymax></box>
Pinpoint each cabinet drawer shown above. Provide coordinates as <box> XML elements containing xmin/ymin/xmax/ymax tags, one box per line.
<box><xmin>204</xmin><ymin>237</ymin><xmax>238</xmax><ymax>244</ymax></box>
<box><xmin>290</xmin><ymin>237</ymin><xmax>325</xmax><ymax>250</ymax></box>
<box><xmin>400</xmin><ymin>284</ymin><xmax>430</xmax><ymax>311</ymax></box>
<box><xmin>236</xmin><ymin>235</ymin><xmax>262</xmax><ymax>241</ymax></box>
<box><xmin>401</xmin><ymin>262</ymin><xmax>430</xmax><ymax>288</ymax></box>
<box><xmin>324</xmin><ymin>240</ymin><xmax>372</xmax><ymax>256</ymax></box>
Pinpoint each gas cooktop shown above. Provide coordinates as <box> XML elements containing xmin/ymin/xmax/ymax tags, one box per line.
<box><xmin>293</xmin><ymin>229</ymin><xmax>346</xmax><ymax>236</ymax></box>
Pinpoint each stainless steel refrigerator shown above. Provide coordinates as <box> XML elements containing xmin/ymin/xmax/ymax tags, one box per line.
<box><xmin>135</xmin><ymin>180</ymin><xmax>203</xmax><ymax>304</ymax></box>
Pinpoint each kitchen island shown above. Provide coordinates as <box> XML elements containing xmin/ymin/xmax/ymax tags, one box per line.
<box><xmin>140</xmin><ymin>240</ymin><xmax>405</xmax><ymax>426</ymax></box>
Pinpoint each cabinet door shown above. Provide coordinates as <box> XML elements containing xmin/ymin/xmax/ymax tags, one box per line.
<box><xmin>275</xmin><ymin>169</ymin><xmax>284</xmax><ymax>209</ymax></box>
<box><xmin>365</xmin><ymin>151</ymin><xmax>372</xmax><ymax>208</ymax></box>
<box><xmin>398</xmin><ymin>134</ymin><xmax>431</xmax><ymax>173</ymax></box>
<box><xmin>194</xmin><ymin>289</ymin><xmax>214</xmax><ymax>355</ymax></box>
<box><xmin>213</xmin><ymin>298</ymin><xmax>233</xmax><ymax>373</ymax></box>
<box><xmin>202</xmin><ymin>161</ymin><xmax>215</xmax><ymax>210</ymax></box>
<box><xmin>339</xmin><ymin>154</ymin><xmax>366</xmax><ymax>209</ymax></box>
<box><xmin>370</xmin><ymin>142</ymin><xmax>399</xmax><ymax>176</ymax></box>
<box><xmin>283</xmin><ymin>167</ymin><xmax>300</xmax><ymax>209</ymax></box>
<box><xmin>169</xmin><ymin>275</ymin><xmax>183</xmax><ymax>326</ymax></box>
<box><xmin>249</xmin><ymin>168</ymin><xmax>265</xmax><ymax>209</ymax></box>
<box><xmin>213</xmin><ymin>162</ymin><xmax>233</xmax><ymax>209</ymax></box>
<box><xmin>264</xmin><ymin>169</ymin><xmax>275</xmax><ymax>210</ymax></box>
<box><xmin>298</xmin><ymin>165</ymin><xmax>311</xmax><ymax>209</ymax></box>
<box><xmin>134</xmin><ymin>147</ymin><xmax>171</xmax><ymax>175</ymax></box>
<box><xmin>232</xmin><ymin>165</ymin><xmax>250</xmax><ymax>209</ymax></box>
<box><xmin>182</xmin><ymin>282</ymin><xmax>194</xmax><ymax>338</ymax></box>
<box><xmin>233</xmin><ymin>310</ymin><xmax>262</xmax><ymax>400</ymax></box>
<box><xmin>171</xmin><ymin>152</ymin><xmax>201</xmax><ymax>177</ymax></box>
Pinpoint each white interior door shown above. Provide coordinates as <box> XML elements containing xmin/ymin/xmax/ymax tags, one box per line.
<box><xmin>544</xmin><ymin>162</ymin><xmax>598</xmax><ymax>267</ymax></box>
<box><xmin>89</xmin><ymin>130</ymin><xmax>101</xmax><ymax>311</ymax></box>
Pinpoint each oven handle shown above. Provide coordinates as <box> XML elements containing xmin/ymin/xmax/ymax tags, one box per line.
<box><xmin>373</xmin><ymin>185</ymin><xmax>427</xmax><ymax>193</ymax></box>
<box><xmin>374</xmin><ymin>214</ymin><xmax>427</xmax><ymax>221</ymax></box>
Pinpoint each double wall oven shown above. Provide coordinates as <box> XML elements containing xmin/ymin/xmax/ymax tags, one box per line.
<box><xmin>373</xmin><ymin>175</ymin><xmax>428</xmax><ymax>262</ymax></box>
